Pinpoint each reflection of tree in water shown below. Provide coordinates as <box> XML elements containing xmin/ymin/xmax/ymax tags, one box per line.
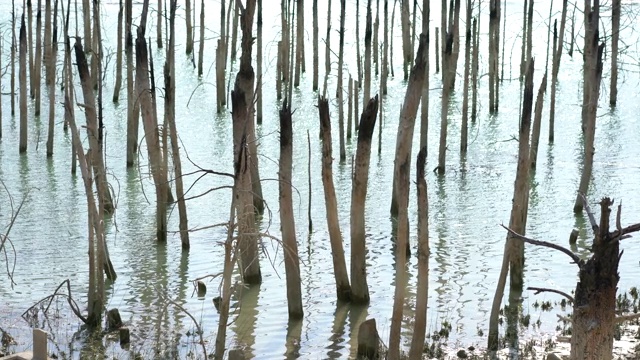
<box><xmin>231</xmin><ymin>284</ymin><xmax>260</xmax><ymax>359</ymax></box>
<box><xmin>284</xmin><ymin>318</ymin><xmax>303</xmax><ymax>359</ymax></box>
<box><xmin>347</xmin><ymin>304</ymin><xmax>368</xmax><ymax>359</ymax></box>
<box><xmin>326</xmin><ymin>303</ymin><xmax>348</xmax><ymax>359</ymax></box>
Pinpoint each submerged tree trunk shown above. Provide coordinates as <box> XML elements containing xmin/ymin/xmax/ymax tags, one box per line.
<box><xmin>363</xmin><ymin>0</ymin><xmax>372</xmax><ymax>109</ymax></box>
<box><xmin>35</xmin><ymin>1</ymin><xmax>42</xmax><ymax>116</ymax></box>
<box><xmin>350</xmin><ymin>96</ymin><xmax>379</xmax><ymax>305</ymax></box>
<box><xmin>294</xmin><ymin>0</ymin><xmax>304</xmax><ymax>87</ymax></box>
<box><xmin>381</xmin><ymin>0</ymin><xmax>388</xmax><ymax>95</ymax></box>
<box><xmin>125</xmin><ymin>0</ymin><xmax>137</xmax><ymax>166</ymax></box>
<box><xmin>185</xmin><ymin>0</ymin><xmax>193</xmax><ymax>54</ymax></box>
<box><xmin>279</xmin><ymin>100</ymin><xmax>303</xmax><ymax>319</ymax></box>
<box><xmin>312</xmin><ymin>0</ymin><xmax>318</xmax><ymax>91</ymax></box>
<box><xmin>319</xmin><ymin>96</ymin><xmax>352</xmax><ymax>302</ymax></box>
<box><xmin>460</xmin><ymin>0</ymin><xmax>471</xmax><ymax>153</ymax></box>
<box><xmin>197</xmin><ymin>0</ymin><xmax>205</xmax><ymax>76</ymax></box>
<box><xmin>337</xmin><ymin>0</ymin><xmax>346</xmax><ymax>162</ymax></box>
<box><xmin>488</xmin><ymin>0</ymin><xmax>501</xmax><ymax>112</ymax></box>
<box><xmin>388</xmin><ymin>36</ymin><xmax>428</xmax><ymax>359</ymax></box>
<box><xmin>549</xmin><ymin>0</ymin><xmax>568</xmax><ymax>142</ymax></box>
<box><xmin>44</xmin><ymin>0</ymin><xmax>52</xmax><ymax>85</ymax></box>
<box><xmin>11</xmin><ymin>1</ymin><xmax>16</xmax><ymax>117</ymax></box>
<box><xmin>609</xmin><ymin>0</ymin><xmax>620</xmax><ymax>106</ymax></box>
<box><xmin>165</xmin><ymin>0</ymin><xmax>189</xmax><ymax>250</ymax></box>
<box><xmin>356</xmin><ymin>0</ymin><xmax>362</xmax><ymax>87</ymax></box>
<box><xmin>437</xmin><ymin>22</ymin><xmax>454</xmax><ymax>174</ymax></box>
<box><xmin>471</xmin><ymin>17</ymin><xmax>478</xmax><ymax>122</ymax></box>
<box><xmin>529</xmin><ymin>73</ymin><xmax>547</xmax><ymax>169</ymax></box>
<box><xmin>113</xmin><ymin>0</ymin><xmax>123</xmax><ymax>102</ymax></box>
<box><xmin>19</xmin><ymin>14</ymin><xmax>27</xmax><ymax>153</ymax></box>
<box><xmin>419</xmin><ymin>0</ymin><xmax>429</xmax><ymax>150</ymax></box>
<box><xmin>520</xmin><ymin>0</ymin><xmax>528</xmax><ymax>80</ymax></box>
<box><xmin>46</xmin><ymin>9</ymin><xmax>58</xmax><ymax>157</ymax></box>
<box><xmin>488</xmin><ymin>59</ymin><xmax>535</xmax><ymax>350</ymax></box>
<box><xmin>409</xmin><ymin>146</ymin><xmax>429</xmax><ymax>359</ymax></box>
<box><xmin>389</xmin><ymin>35</ymin><xmax>427</xmax><ymax>219</ymax></box>
<box><xmin>156</xmin><ymin>0</ymin><xmax>162</xmax><ymax>48</ymax></box>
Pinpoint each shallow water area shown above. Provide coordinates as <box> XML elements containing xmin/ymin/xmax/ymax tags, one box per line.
<box><xmin>1</xmin><ymin>0</ymin><xmax>640</xmax><ymax>359</ymax></box>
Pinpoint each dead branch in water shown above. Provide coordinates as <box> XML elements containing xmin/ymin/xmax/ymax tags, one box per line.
<box><xmin>22</xmin><ymin>279</ymin><xmax>88</xmax><ymax>325</ymax></box>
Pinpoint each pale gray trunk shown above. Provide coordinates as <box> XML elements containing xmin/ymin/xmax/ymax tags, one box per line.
<box><xmin>529</xmin><ymin>73</ymin><xmax>548</xmax><ymax>169</ymax></box>
<box><xmin>82</xmin><ymin>0</ymin><xmax>91</xmax><ymax>51</ymax></box>
<box><xmin>294</xmin><ymin>0</ymin><xmax>304</xmax><ymax>87</ymax></box>
<box><xmin>460</xmin><ymin>0</ymin><xmax>471</xmax><ymax>153</ymax></box>
<box><xmin>400</xmin><ymin>0</ymin><xmax>411</xmax><ymax>80</ymax></box>
<box><xmin>44</xmin><ymin>0</ymin><xmax>52</xmax><ymax>85</ymax></box>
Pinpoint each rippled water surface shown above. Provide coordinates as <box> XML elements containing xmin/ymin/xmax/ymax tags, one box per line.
<box><xmin>1</xmin><ymin>0</ymin><xmax>640</xmax><ymax>359</ymax></box>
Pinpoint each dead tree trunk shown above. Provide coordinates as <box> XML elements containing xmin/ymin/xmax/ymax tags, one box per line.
<box><xmin>44</xmin><ymin>0</ymin><xmax>52</xmax><ymax>85</ymax></box>
<box><xmin>408</xmin><ymin>146</ymin><xmax>429</xmax><ymax>359</ymax></box>
<box><xmin>389</xmin><ymin>35</ymin><xmax>427</xmax><ymax>219</ymax></box>
<box><xmin>34</xmin><ymin>0</ymin><xmax>42</xmax><ymax>116</ymax></box>
<box><xmin>356</xmin><ymin>0</ymin><xmax>362</xmax><ymax>87</ymax></box>
<box><xmin>347</xmin><ymin>76</ymin><xmax>353</xmax><ymax>139</ymax></box>
<box><xmin>216</xmin><ymin>0</ymin><xmax>227</xmax><ymax>112</ymax></box>
<box><xmin>388</xmin><ymin>37</ymin><xmax>428</xmax><ymax>358</ymax></box>
<box><xmin>549</xmin><ymin>0</ymin><xmax>568</xmax><ymax>142</ymax></box>
<box><xmin>363</xmin><ymin>0</ymin><xmax>372</xmax><ymax>109</ymax></box>
<box><xmin>581</xmin><ymin>0</ymin><xmax>600</xmax><ymax>132</ymax></box>
<box><xmin>11</xmin><ymin>1</ymin><xmax>16</xmax><ymax>117</ymax></box>
<box><xmin>574</xmin><ymin>42</ymin><xmax>604</xmax><ymax>213</ymax></box>
<box><xmin>19</xmin><ymin>14</ymin><xmax>27</xmax><ymax>153</ymax></box>
<box><xmin>82</xmin><ymin>0</ymin><xmax>91</xmax><ymax>52</ymax></box>
<box><xmin>156</xmin><ymin>0</ymin><xmax>162</xmax><ymax>48</ymax></box>
<box><xmin>374</xmin><ymin>0</ymin><xmax>379</xmax><ymax>76</ymax></box>
<box><xmin>256</xmin><ymin>0</ymin><xmax>262</xmax><ymax>123</ymax></box>
<box><xmin>319</xmin><ymin>96</ymin><xmax>352</xmax><ymax>302</ymax></box>
<box><xmin>435</xmin><ymin>27</ymin><xmax>440</xmax><ymax>73</ymax></box>
<box><xmin>488</xmin><ymin>59</ymin><xmax>535</xmax><ymax>350</ymax></box>
<box><xmin>381</xmin><ymin>0</ymin><xmax>388</xmax><ymax>95</ymax></box>
<box><xmin>312</xmin><ymin>0</ymin><xmax>318</xmax><ymax>91</ymax></box>
<box><xmin>609</xmin><ymin>0</ymin><xmax>620</xmax><ymax>106</ymax></box>
<box><xmin>520</xmin><ymin>0</ymin><xmax>528</xmax><ymax>80</ymax></box>
<box><xmin>337</xmin><ymin>0</ymin><xmax>346</xmax><ymax>162</ymax></box>
<box><xmin>529</xmin><ymin>73</ymin><xmax>547</xmax><ymax>170</ymax></box>
<box><xmin>437</xmin><ymin>23</ymin><xmax>454</xmax><ymax>174</ymax></box>
<box><xmin>440</xmin><ymin>0</ymin><xmax>446</xmax><ymax>81</ymax></box>
<box><xmin>294</xmin><ymin>0</ymin><xmax>304</xmax><ymax>87</ymax></box>
<box><xmin>400</xmin><ymin>0</ymin><xmax>411</xmax><ymax>80</ymax></box>
<box><xmin>28</xmin><ymin>0</ymin><xmax>34</xmax><ymax>98</ymax></box>
<box><xmin>471</xmin><ymin>17</ymin><xmax>478</xmax><ymax>122</ymax></box>
<box><xmin>279</xmin><ymin>99</ymin><xmax>304</xmax><ymax>319</ymax></box>
<box><xmin>488</xmin><ymin>0</ymin><xmax>500</xmax><ymax>112</ymax></box>
<box><xmin>350</xmin><ymin>96</ymin><xmax>379</xmax><ymax>305</ymax></box>
<box><xmin>447</xmin><ymin>0</ymin><xmax>462</xmax><ymax>90</ymax></box>
<box><xmin>46</xmin><ymin>6</ymin><xmax>58</xmax><ymax>157</ymax></box>
<box><xmin>113</xmin><ymin>0</ymin><xmax>123</xmax><ymax>102</ymax></box>
<box><xmin>418</xmin><ymin>0</ymin><xmax>429</xmax><ymax>150</ymax></box>
<box><xmin>230</xmin><ymin>1</ymin><xmax>239</xmax><ymax>61</ymax></box>
<box><xmin>185</xmin><ymin>0</ymin><xmax>193</xmax><ymax>54</ymax></box>
<box><xmin>165</xmin><ymin>0</ymin><xmax>189</xmax><ymax>250</ymax></box>
<box><xmin>125</xmin><ymin>0</ymin><xmax>137</xmax><ymax>166</ymax></box>
<box><xmin>460</xmin><ymin>0</ymin><xmax>471</xmax><ymax>153</ymax></box>
<box><xmin>136</xmin><ymin>2</ymin><xmax>168</xmax><ymax>242</ymax></box>
<box><xmin>197</xmin><ymin>0</ymin><xmax>205</xmax><ymax>76</ymax></box>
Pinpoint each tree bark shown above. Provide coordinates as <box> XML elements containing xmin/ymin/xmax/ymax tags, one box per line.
<box><xmin>322</xmin><ymin>0</ymin><xmax>331</xmax><ymax>96</ymax></box>
<box><xmin>46</xmin><ymin>12</ymin><xmax>57</xmax><ymax>157</ymax></box>
<box><xmin>400</xmin><ymin>0</ymin><xmax>411</xmax><ymax>80</ymax></box>
<box><xmin>437</xmin><ymin>24</ymin><xmax>454</xmax><ymax>174</ymax></box>
<box><xmin>529</xmin><ymin>73</ymin><xmax>547</xmax><ymax>170</ymax></box>
<box><xmin>197</xmin><ymin>0</ymin><xmax>205</xmax><ymax>76</ymax></box>
<box><xmin>520</xmin><ymin>0</ymin><xmax>528</xmax><ymax>80</ymax></box>
<box><xmin>356</xmin><ymin>0</ymin><xmax>362</xmax><ymax>87</ymax></box>
<box><xmin>337</xmin><ymin>0</ymin><xmax>347</xmax><ymax>163</ymax></box>
<box><xmin>381</xmin><ymin>0</ymin><xmax>388</xmax><ymax>95</ymax></box>
<box><xmin>19</xmin><ymin>14</ymin><xmax>27</xmax><ymax>153</ymax></box>
<box><xmin>113</xmin><ymin>0</ymin><xmax>123</xmax><ymax>102</ymax></box>
<box><xmin>389</xmin><ymin>35</ymin><xmax>427</xmax><ymax>219</ymax></box>
<box><xmin>388</xmin><ymin>36</ymin><xmax>428</xmax><ymax>358</ymax></box>
<box><xmin>350</xmin><ymin>96</ymin><xmax>379</xmax><ymax>305</ymax></box>
<box><xmin>409</xmin><ymin>146</ymin><xmax>429</xmax><ymax>359</ymax></box>
<box><xmin>580</xmin><ymin>0</ymin><xmax>599</xmax><ymax>132</ymax></box>
<box><xmin>82</xmin><ymin>0</ymin><xmax>91</xmax><ymax>52</ymax></box>
<box><xmin>125</xmin><ymin>0</ymin><xmax>137</xmax><ymax>166</ymax></box>
<box><xmin>363</xmin><ymin>0</ymin><xmax>373</xmax><ymax>109</ymax></box>
<box><xmin>279</xmin><ymin>100</ymin><xmax>304</xmax><ymax>319</ymax></box>
<box><xmin>549</xmin><ymin>0</ymin><xmax>568</xmax><ymax>143</ymax></box>
<box><xmin>157</xmin><ymin>0</ymin><xmax>162</xmax><ymax>48</ymax></box>
<box><xmin>256</xmin><ymin>0</ymin><xmax>262</xmax><ymax>123</ymax></box>
<box><xmin>319</xmin><ymin>96</ymin><xmax>352</xmax><ymax>302</ymax></box>
<box><xmin>488</xmin><ymin>0</ymin><xmax>501</xmax><ymax>112</ymax></box>
<box><xmin>312</xmin><ymin>0</ymin><xmax>318</xmax><ymax>91</ymax></box>
<box><xmin>460</xmin><ymin>0</ymin><xmax>471</xmax><ymax>153</ymax></box>
<box><xmin>28</xmin><ymin>0</ymin><xmax>34</xmax><ymax>99</ymax></box>
<box><xmin>44</xmin><ymin>0</ymin><xmax>52</xmax><ymax>85</ymax></box>
<box><xmin>471</xmin><ymin>17</ymin><xmax>478</xmax><ymax>122</ymax></box>
<box><xmin>609</xmin><ymin>0</ymin><xmax>620</xmax><ymax>106</ymax></box>
<box><xmin>35</xmin><ymin>0</ymin><xmax>42</xmax><ymax>116</ymax></box>
<box><xmin>294</xmin><ymin>0</ymin><xmax>304</xmax><ymax>87</ymax></box>
<box><xmin>11</xmin><ymin>0</ymin><xmax>16</xmax><ymax>117</ymax></box>
<box><xmin>185</xmin><ymin>0</ymin><xmax>192</xmax><ymax>54</ymax></box>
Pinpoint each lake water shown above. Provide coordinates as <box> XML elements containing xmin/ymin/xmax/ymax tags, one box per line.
<box><xmin>0</xmin><ymin>0</ymin><xmax>639</xmax><ymax>359</ymax></box>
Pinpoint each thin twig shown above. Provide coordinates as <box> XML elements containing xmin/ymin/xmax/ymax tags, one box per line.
<box><xmin>528</xmin><ymin>286</ymin><xmax>575</xmax><ymax>303</ymax></box>
<box><xmin>501</xmin><ymin>224</ymin><xmax>582</xmax><ymax>265</ymax></box>
<box><xmin>158</xmin><ymin>293</ymin><xmax>207</xmax><ymax>358</ymax></box>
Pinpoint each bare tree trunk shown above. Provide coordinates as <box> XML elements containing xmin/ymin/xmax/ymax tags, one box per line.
<box><xmin>11</xmin><ymin>1</ymin><xmax>16</xmax><ymax>116</ymax></box>
<box><xmin>447</xmin><ymin>0</ymin><xmax>462</xmax><ymax>90</ymax></box>
<box><xmin>294</xmin><ymin>0</ymin><xmax>304</xmax><ymax>87</ymax></box>
<box><xmin>136</xmin><ymin>3</ymin><xmax>168</xmax><ymax>241</ymax></box>
<box><xmin>437</xmin><ymin>17</ymin><xmax>456</xmax><ymax>174</ymax></box>
<box><xmin>125</xmin><ymin>0</ymin><xmax>137</xmax><ymax>167</ymax></box>
<box><xmin>350</xmin><ymin>96</ymin><xmax>379</xmax><ymax>305</ymax></box>
<box><xmin>216</xmin><ymin>0</ymin><xmax>226</xmax><ymax>113</ymax></box>
<box><xmin>337</xmin><ymin>0</ymin><xmax>346</xmax><ymax>163</ymax></box>
<box><xmin>356</xmin><ymin>0</ymin><xmax>362</xmax><ymax>87</ymax></box>
<box><xmin>609</xmin><ymin>0</ymin><xmax>620</xmax><ymax>106</ymax></box>
<box><xmin>165</xmin><ymin>0</ymin><xmax>189</xmax><ymax>250</ymax></box>
<box><xmin>574</xmin><ymin>42</ymin><xmax>604</xmax><ymax>212</ymax></box>
<box><xmin>82</xmin><ymin>0</ymin><xmax>91</xmax><ymax>52</ymax></box>
<box><xmin>460</xmin><ymin>0</ymin><xmax>471</xmax><ymax>153</ymax></box>
<box><xmin>520</xmin><ymin>0</ymin><xmax>528</xmax><ymax>80</ymax></box>
<box><xmin>530</xmin><ymin>73</ymin><xmax>547</xmax><ymax>170</ymax></box>
<box><xmin>363</xmin><ymin>0</ymin><xmax>372</xmax><ymax>109</ymax></box>
<box><xmin>525</xmin><ymin>0</ymin><xmax>533</xmax><ymax>69</ymax></box>
<box><xmin>35</xmin><ymin>0</ymin><xmax>42</xmax><ymax>116</ymax></box>
<box><xmin>488</xmin><ymin>0</ymin><xmax>500</xmax><ymax>112</ymax></box>
<box><xmin>388</xmin><ymin>39</ymin><xmax>427</xmax><ymax>356</ymax></box>
<box><xmin>347</xmin><ymin>76</ymin><xmax>353</xmax><ymax>139</ymax></box>
<box><xmin>374</xmin><ymin>0</ymin><xmax>379</xmax><ymax>76</ymax></box>
<box><xmin>381</xmin><ymin>0</ymin><xmax>388</xmax><ymax>95</ymax></box>
<box><xmin>390</xmin><ymin>0</ymin><xmax>396</xmax><ymax>77</ymax></box>
<box><xmin>389</xmin><ymin>36</ymin><xmax>427</xmax><ymax>217</ymax></box>
<box><xmin>354</xmin><ymin>80</ymin><xmax>359</xmax><ymax>132</ymax></box>
<box><xmin>156</xmin><ymin>0</ymin><xmax>162</xmax><ymax>48</ymax></box>
<box><xmin>435</xmin><ymin>27</ymin><xmax>440</xmax><ymax>73</ymax></box>
<box><xmin>279</xmin><ymin>100</ymin><xmax>303</xmax><ymax>319</ymax></box>
<box><xmin>312</xmin><ymin>0</ymin><xmax>318</xmax><ymax>91</ymax></box>
<box><xmin>322</xmin><ymin>0</ymin><xmax>331</xmax><ymax>96</ymax></box>
<box><xmin>501</xmin><ymin>0</ymin><xmax>506</xmax><ymax>80</ymax></box>
<box><xmin>185</xmin><ymin>0</ymin><xmax>192</xmax><ymax>54</ymax></box>
<box><xmin>409</xmin><ymin>146</ymin><xmax>429</xmax><ymax>359</ymax></box>
<box><xmin>544</xmin><ymin>0</ymin><xmax>553</xmax><ymax>72</ymax></box>
<box><xmin>471</xmin><ymin>17</ymin><xmax>478</xmax><ymax>122</ymax></box>
<box><xmin>197</xmin><ymin>0</ymin><xmax>204</xmax><ymax>76</ymax></box>
<box><xmin>46</xmin><ymin>5</ymin><xmax>58</xmax><ymax>157</ymax></box>
<box><xmin>44</xmin><ymin>0</ymin><xmax>52</xmax><ymax>85</ymax></box>
<box><xmin>91</xmin><ymin>0</ymin><xmax>101</xmax><ymax>88</ymax></box>
<box><xmin>549</xmin><ymin>0</ymin><xmax>568</xmax><ymax>142</ymax></box>
<box><xmin>488</xmin><ymin>59</ymin><xmax>534</xmax><ymax>350</ymax></box>
<box><xmin>319</xmin><ymin>96</ymin><xmax>352</xmax><ymax>302</ymax></box>
<box><xmin>419</xmin><ymin>0</ymin><xmax>429</xmax><ymax>151</ymax></box>
<box><xmin>20</xmin><ymin>13</ymin><xmax>28</xmax><ymax>153</ymax></box>
<box><xmin>256</xmin><ymin>0</ymin><xmax>262</xmax><ymax>123</ymax></box>
<box><xmin>113</xmin><ymin>0</ymin><xmax>123</xmax><ymax>102</ymax></box>
<box><xmin>400</xmin><ymin>0</ymin><xmax>411</xmax><ymax>80</ymax></box>
<box><xmin>440</xmin><ymin>0</ymin><xmax>446</xmax><ymax>81</ymax></box>
<box><xmin>28</xmin><ymin>0</ymin><xmax>34</xmax><ymax>99</ymax></box>
<box><xmin>230</xmin><ymin>1</ymin><xmax>239</xmax><ymax>61</ymax></box>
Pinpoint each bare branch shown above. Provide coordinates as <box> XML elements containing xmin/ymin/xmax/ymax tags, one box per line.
<box><xmin>616</xmin><ymin>313</ymin><xmax>640</xmax><ymax>323</ymax></box>
<box><xmin>501</xmin><ymin>224</ymin><xmax>582</xmax><ymax>266</ymax></box>
<box><xmin>580</xmin><ymin>193</ymin><xmax>599</xmax><ymax>233</ymax></box>
<box><xmin>610</xmin><ymin>223</ymin><xmax>640</xmax><ymax>240</ymax></box>
<box><xmin>528</xmin><ymin>286</ymin><xmax>575</xmax><ymax>303</ymax></box>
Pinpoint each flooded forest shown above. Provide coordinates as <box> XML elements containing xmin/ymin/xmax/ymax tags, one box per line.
<box><xmin>1</xmin><ymin>0</ymin><xmax>640</xmax><ymax>359</ymax></box>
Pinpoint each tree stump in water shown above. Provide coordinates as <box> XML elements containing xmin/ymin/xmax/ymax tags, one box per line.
<box><xmin>357</xmin><ymin>318</ymin><xmax>379</xmax><ymax>359</ymax></box>
<box><xmin>107</xmin><ymin>308</ymin><xmax>123</xmax><ymax>330</ymax></box>
<box><xmin>119</xmin><ymin>327</ymin><xmax>130</xmax><ymax>346</ymax></box>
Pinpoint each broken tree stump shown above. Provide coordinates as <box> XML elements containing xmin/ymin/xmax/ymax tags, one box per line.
<box><xmin>357</xmin><ymin>318</ymin><xmax>379</xmax><ymax>359</ymax></box>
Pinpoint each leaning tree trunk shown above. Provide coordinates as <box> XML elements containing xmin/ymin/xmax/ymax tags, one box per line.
<box><xmin>350</xmin><ymin>96</ymin><xmax>379</xmax><ymax>305</ymax></box>
<box><xmin>409</xmin><ymin>146</ymin><xmax>429</xmax><ymax>359</ymax></box>
<box><xmin>488</xmin><ymin>59</ymin><xmax>535</xmax><ymax>350</ymax></box>
<box><xmin>19</xmin><ymin>14</ymin><xmax>27</xmax><ymax>153</ymax></box>
<box><xmin>136</xmin><ymin>2</ymin><xmax>168</xmax><ymax>242</ymax></box>
<box><xmin>609</xmin><ymin>0</ymin><xmax>620</xmax><ymax>106</ymax></box>
<box><xmin>529</xmin><ymin>73</ymin><xmax>548</xmax><ymax>169</ymax></box>
<box><xmin>279</xmin><ymin>99</ymin><xmax>303</xmax><ymax>319</ymax></box>
<box><xmin>165</xmin><ymin>0</ymin><xmax>189</xmax><ymax>250</ymax></box>
<box><xmin>389</xmin><ymin>35</ymin><xmax>427</xmax><ymax>220</ymax></box>
<box><xmin>319</xmin><ymin>96</ymin><xmax>352</xmax><ymax>302</ymax></box>
<box><xmin>388</xmin><ymin>36</ymin><xmax>428</xmax><ymax>359</ymax></box>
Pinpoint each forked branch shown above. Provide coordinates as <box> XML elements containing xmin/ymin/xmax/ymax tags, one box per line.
<box><xmin>501</xmin><ymin>224</ymin><xmax>582</xmax><ymax>266</ymax></box>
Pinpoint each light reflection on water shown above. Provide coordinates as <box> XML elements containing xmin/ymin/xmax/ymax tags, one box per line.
<box><xmin>0</xmin><ymin>0</ymin><xmax>639</xmax><ymax>359</ymax></box>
